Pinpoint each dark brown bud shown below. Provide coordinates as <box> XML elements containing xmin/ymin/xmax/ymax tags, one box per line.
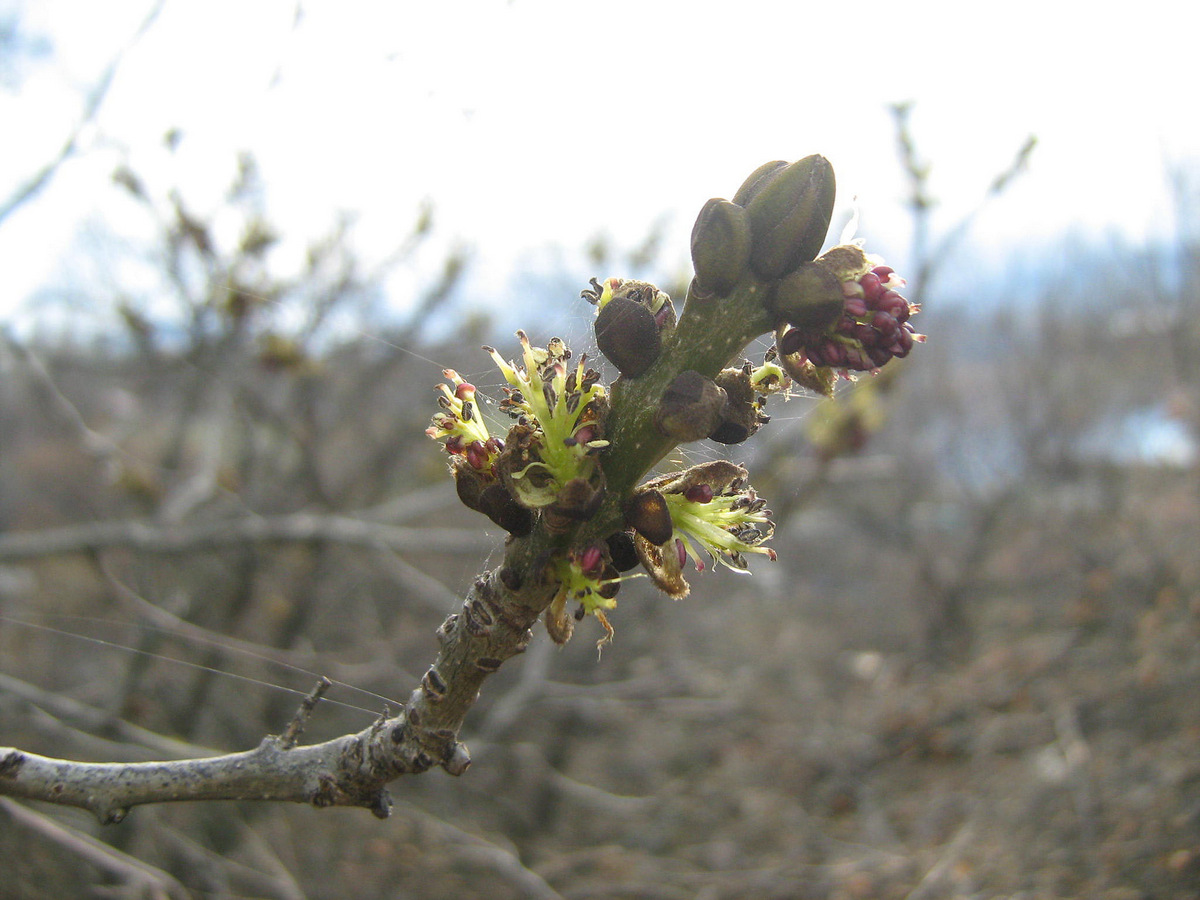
<box><xmin>606</xmin><ymin>530</ymin><xmax>640</xmax><ymax>572</ymax></box>
<box><xmin>743</xmin><ymin>155</ymin><xmax>836</xmax><ymax>280</ymax></box>
<box><xmin>655</xmin><ymin>370</ymin><xmax>726</xmax><ymax>442</ymax></box>
<box><xmin>709</xmin><ymin>367</ymin><xmax>765</xmax><ymax>445</ymax></box>
<box><xmin>477</xmin><ymin>483</ymin><xmax>534</xmax><ymax>536</ymax></box>
<box><xmin>690</xmin><ymin>198</ymin><xmax>752</xmax><ymax>297</ymax></box>
<box><xmin>769</xmin><ymin>260</ymin><xmax>845</xmax><ymax>331</ymax></box>
<box><xmin>623</xmin><ymin>489</ymin><xmax>674</xmax><ymax>546</ymax></box>
<box><xmin>453</xmin><ymin>463</ymin><xmax>485</xmax><ymax>511</ymax></box>
<box><xmin>595</xmin><ymin>297</ymin><xmax>660</xmax><ymax>377</ymax></box>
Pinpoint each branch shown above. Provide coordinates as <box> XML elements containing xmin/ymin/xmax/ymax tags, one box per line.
<box><xmin>1</xmin><ymin>156</ymin><xmax>925</xmax><ymax>825</ymax></box>
<box><xmin>2</xmin><ymin>562</ymin><xmax>542</xmax><ymax>819</ymax></box>
<box><xmin>0</xmin><ymin>512</ymin><xmax>474</xmax><ymax>562</ymax></box>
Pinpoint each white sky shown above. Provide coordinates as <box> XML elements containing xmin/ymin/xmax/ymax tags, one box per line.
<box><xmin>2</xmin><ymin>0</ymin><xmax>1198</xmax><ymax>323</ymax></box>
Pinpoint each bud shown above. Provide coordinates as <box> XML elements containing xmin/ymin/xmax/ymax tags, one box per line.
<box><xmin>731</xmin><ymin>159</ymin><xmax>789</xmax><ymax>206</ymax></box>
<box><xmin>769</xmin><ymin>261</ymin><xmax>845</xmax><ymax>332</ymax></box>
<box><xmin>773</xmin><ymin>245</ymin><xmax>922</xmax><ymax>380</ymax></box>
<box><xmin>654</xmin><ymin>370</ymin><xmax>726</xmax><ymax>442</ymax></box>
<box><xmin>588</xmin><ymin>278</ymin><xmax>675</xmax><ymax>377</ymax></box>
<box><xmin>477</xmin><ymin>483</ymin><xmax>534</xmax><ymax>536</ymax></box>
<box><xmin>690</xmin><ymin>198</ymin><xmax>752</xmax><ymax>297</ymax></box>
<box><xmin>594</xmin><ymin>297</ymin><xmax>660</xmax><ymax>377</ymax></box>
<box><xmin>708</xmin><ymin>367</ymin><xmax>768</xmax><ymax>445</ymax></box>
<box><xmin>606</xmin><ymin>530</ymin><xmax>640</xmax><ymax>572</ymax></box>
<box><xmin>743</xmin><ymin>155</ymin><xmax>836</xmax><ymax>281</ymax></box>
<box><xmin>623</xmin><ymin>489</ymin><xmax>674</xmax><ymax>546</ymax></box>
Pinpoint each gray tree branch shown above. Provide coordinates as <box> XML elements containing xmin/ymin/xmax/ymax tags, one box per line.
<box><xmin>1</xmin><ymin>559</ymin><xmax>546</xmax><ymax>821</ymax></box>
<box><xmin>0</xmin><ymin>512</ymin><xmax>474</xmax><ymax>562</ymax></box>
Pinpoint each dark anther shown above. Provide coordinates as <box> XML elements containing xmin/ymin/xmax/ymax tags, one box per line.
<box><xmin>581</xmin><ymin>276</ymin><xmax>604</xmax><ymax>304</ymax></box>
<box><xmin>598</xmin><ymin>563</ymin><xmax>621</xmax><ymax>599</ymax></box>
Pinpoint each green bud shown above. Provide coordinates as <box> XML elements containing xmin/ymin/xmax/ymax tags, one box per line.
<box><xmin>769</xmin><ymin>261</ymin><xmax>845</xmax><ymax>331</ymax></box>
<box><xmin>690</xmin><ymin>198</ymin><xmax>752</xmax><ymax>297</ymax></box>
<box><xmin>654</xmin><ymin>370</ymin><xmax>726</xmax><ymax>443</ymax></box>
<box><xmin>743</xmin><ymin>155</ymin><xmax>836</xmax><ymax>281</ymax></box>
<box><xmin>731</xmin><ymin>160</ymin><xmax>789</xmax><ymax>207</ymax></box>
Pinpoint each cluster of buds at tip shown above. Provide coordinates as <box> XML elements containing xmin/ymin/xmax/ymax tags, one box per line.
<box><xmin>544</xmin><ymin>544</ymin><xmax>635</xmax><ymax>648</ymax></box>
<box><xmin>688</xmin><ymin>155</ymin><xmax>836</xmax><ymax>300</ymax></box>
<box><xmin>774</xmin><ymin>244</ymin><xmax>923</xmax><ymax>392</ymax></box>
<box><xmin>582</xmin><ymin>277</ymin><xmax>676</xmax><ymax>377</ymax></box>
<box><xmin>485</xmin><ymin>332</ymin><xmax>609</xmax><ymax>518</ymax></box>
<box><xmin>624</xmin><ymin>461</ymin><xmax>775</xmax><ymax>600</ymax></box>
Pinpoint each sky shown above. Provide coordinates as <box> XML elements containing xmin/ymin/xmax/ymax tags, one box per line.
<box><xmin>2</xmin><ymin>0</ymin><xmax>1198</xmax><ymax>329</ymax></box>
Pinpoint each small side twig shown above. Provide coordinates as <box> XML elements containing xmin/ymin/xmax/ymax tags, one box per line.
<box><xmin>280</xmin><ymin>677</ymin><xmax>332</xmax><ymax>749</ymax></box>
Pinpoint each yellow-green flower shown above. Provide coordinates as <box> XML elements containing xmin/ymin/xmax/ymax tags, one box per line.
<box><xmin>631</xmin><ymin>461</ymin><xmax>776</xmax><ymax>599</ymax></box>
<box><xmin>485</xmin><ymin>332</ymin><xmax>609</xmax><ymax>509</ymax></box>
<box><xmin>545</xmin><ymin>545</ymin><xmax>640</xmax><ymax>648</ymax></box>
<box><xmin>426</xmin><ymin>369</ymin><xmax>502</xmax><ymax>475</ymax></box>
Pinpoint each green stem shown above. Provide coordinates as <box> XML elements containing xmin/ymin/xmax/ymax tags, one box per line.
<box><xmin>574</xmin><ymin>280</ymin><xmax>776</xmax><ymax>546</ymax></box>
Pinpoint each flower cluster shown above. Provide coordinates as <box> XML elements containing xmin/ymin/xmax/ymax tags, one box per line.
<box><xmin>776</xmin><ymin>245</ymin><xmax>923</xmax><ymax>378</ymax></box>
<box><xmin>424</xmin><ymin>155</ymin><xmax>922</xmax><ymax>653</ymax></box>
<box><xmin>426</xmin><ymin>369</ymin><xmax>504</xmax><ymax>477</ymax></box>
<box><xmin>485</xmin><ymin>331</ymin><xmax>609</xmax><ymax>511</ymax></box>
<box><xmin>544</xmin><ymin>545</ymin><xmax>633</xmax><ymax>648</ymax></box>
<box><xmin>627</xmin><ymin>461</ymin><xmax>775</xmax><ymax>600</ymax></box>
